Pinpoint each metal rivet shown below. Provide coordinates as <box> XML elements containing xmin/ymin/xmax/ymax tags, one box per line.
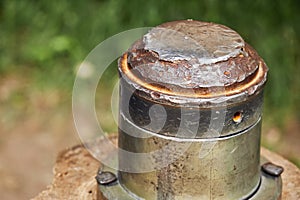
<box><xmin>261</xmin><ymin>162</ymin><xmax>284</xmax><ymax>177</ymax></box>
<box><xmin>96</xmin><ymin>170</ymin><xmax>117</xmax><ymax>185</ymax></box>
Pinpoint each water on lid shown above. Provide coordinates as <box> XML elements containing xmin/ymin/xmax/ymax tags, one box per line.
<box><xmin>144</xmin><ymin>21</ymin><xmax>245</xmax><ymax>65</ymax></box>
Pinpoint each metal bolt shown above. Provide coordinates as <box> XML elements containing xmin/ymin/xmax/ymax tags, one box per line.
<box><xmin>261</xmin><ymin>162</ymin><xmax>284</xmax><ymax>177</ymax></box>
<box><xmin>96</xmin><ymin>170</ymin><xmax>117</xmax><ymax>185</ymax></box>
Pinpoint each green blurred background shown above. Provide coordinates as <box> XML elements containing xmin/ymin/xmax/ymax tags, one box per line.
<box><xmin>0</xmin><ymin>0</ymin><xmax>299</xmax><ymax>199</ymax></box>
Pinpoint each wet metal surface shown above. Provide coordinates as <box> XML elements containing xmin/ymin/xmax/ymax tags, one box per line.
<box><xmin>143</xmin><ymin>21</ymin><xmax>245</xmax><ymax>65</ymax></box>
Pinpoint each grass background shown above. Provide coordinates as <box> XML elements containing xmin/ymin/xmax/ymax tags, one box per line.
<box><xmin>0</xmin><ymin>0</ymin><xmax>299</xmax><ymax>199</ymax></box>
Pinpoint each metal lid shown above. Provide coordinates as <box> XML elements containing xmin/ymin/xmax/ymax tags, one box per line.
<box><xmin>119</xmin><ymin>20</ymin><xmax>268</xmax><ymax>106</ymax></box>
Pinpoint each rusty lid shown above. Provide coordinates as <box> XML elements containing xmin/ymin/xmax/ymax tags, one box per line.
<box><xmin>119</xmin><ymin>20</ymin><xmax>268</xmax><ymax>106</ymax></box>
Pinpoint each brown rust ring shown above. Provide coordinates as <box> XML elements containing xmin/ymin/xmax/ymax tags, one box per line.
<box><xmin>119</xmin><ymin>51</ymin><xmax>267</xmax><ymax>98</ymax></box>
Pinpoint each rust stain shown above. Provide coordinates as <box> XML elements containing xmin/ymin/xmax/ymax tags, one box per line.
<box><xmin>119</xmin><ymin>20</ymin><xmax>268</xmax><ymax>103</ymax></box>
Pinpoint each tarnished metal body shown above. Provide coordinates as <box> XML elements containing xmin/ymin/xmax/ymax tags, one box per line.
<box><xmin>99</xmin><ymin>156</ymin><xmax>282</xmax><ymax>200</ymax></box>
<box><xmin>98</xmin><ymin>20</ymin><xmax>282</xmax><ymax>199</ymax></box>
<box><xmin>119</xmin><ymin>121</ymin><xmax>261</xmax><ymax>199</ymax></box>
<box><xmin>118</xmin><ymin>81</ymin><xmax>263</xmax><ymax>200</ymax></box>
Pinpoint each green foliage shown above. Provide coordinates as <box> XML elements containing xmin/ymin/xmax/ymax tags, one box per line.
<box><xmin>0</xmin><ymin>0</ymin><xmax>299</xmax><ymax>123</ymax></box>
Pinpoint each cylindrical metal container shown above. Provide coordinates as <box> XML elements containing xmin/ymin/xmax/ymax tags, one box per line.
<box><xmin>118</xmin><ymin>20</ymin><xmax>268</xmax><ymax>200</ymax></box>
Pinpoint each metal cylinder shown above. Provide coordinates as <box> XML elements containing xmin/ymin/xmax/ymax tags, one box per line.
<box><xmin>118</xmin><ymin>20</ymin><xmax>268</xmax><ymax>200</ymax></box>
